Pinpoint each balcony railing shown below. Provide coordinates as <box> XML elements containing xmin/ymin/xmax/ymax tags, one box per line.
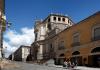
<box><xmin>46</xmin><ymin>28</ymin><xmax>60</xmax><ymax>38</ymax></box>
<box><xmin>43</xmin><ymin>52</ymin><xmax>55</xmax><ymax>59</ymax></box>
<box><xmin>91</xmin><ymin>36</ymin><xmax>100</xmax><ymax>41</ymax></box>
<box><xmin>71</xmin><ymin>42</ymin><xmax>80</xmax><ymax>47</ymax></box>
<box><xmin>58</xmin><ymin>46</ymin><xmax>65</xmax><ymax>50</ymax></box>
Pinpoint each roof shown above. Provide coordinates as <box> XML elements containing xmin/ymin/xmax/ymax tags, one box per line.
<box><xmin>42</xmin><ymin>13</ymin><xmax>74</xmax><ymax>24</ymax></box>
<box><xmin>46</xmin><ymin>11</ymin><xmax>100</xmax><ymax>39</ymax></box>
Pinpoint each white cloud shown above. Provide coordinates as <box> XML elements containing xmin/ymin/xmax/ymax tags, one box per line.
<box><xmin>3</xmin><ymin>27</ymin><xmax>35</xmax><ymax>57</ymax></box>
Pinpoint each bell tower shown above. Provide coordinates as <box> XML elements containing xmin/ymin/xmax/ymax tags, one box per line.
<box><xmin>45</xmin><ymin>14</ymin><xmax>73</xmax><ymax>37</ymax></box>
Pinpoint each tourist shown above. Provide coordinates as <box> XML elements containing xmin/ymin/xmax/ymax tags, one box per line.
<box><xmin>63</xmin><ymin>60</ymin><xmax>68</xmax><ymax>67</ymax></box>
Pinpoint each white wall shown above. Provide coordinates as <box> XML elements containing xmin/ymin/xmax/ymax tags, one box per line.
<box><xmin>22</xmin><ymin>47</ymin><xmax>30</xmax><ymax>61</ymax></box>
<box><xmin>37</xmin><ymin>45</ymin><xmax>43</xmax><ymax>60</ymax></box>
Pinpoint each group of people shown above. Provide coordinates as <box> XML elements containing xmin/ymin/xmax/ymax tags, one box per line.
<box><xmin>63</xmin><ymin>60</ymin><xmax>77</xmax><ymax>68</ymax></box>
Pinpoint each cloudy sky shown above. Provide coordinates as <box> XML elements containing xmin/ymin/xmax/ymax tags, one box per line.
<box><xmin>3</xmin><ymin>27</ymin><xmax>35</xmax><ymax>57</ymax></box>
<box><xmin>4</xmin><ymin>0</ymin><xmax>100</xmax><ymax>57</ymax></box>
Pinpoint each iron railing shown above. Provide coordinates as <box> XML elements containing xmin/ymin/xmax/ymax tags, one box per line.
<box><xmin>71</xmin><ymin>42</ymin><xmax>80</xmax><ymax>47</ymax></box>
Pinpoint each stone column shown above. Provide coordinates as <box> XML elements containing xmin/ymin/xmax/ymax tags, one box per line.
<box><xmin>37</xmin><ymin>45</ymin><xmax>43</xmax><ymax>60</ymax></box>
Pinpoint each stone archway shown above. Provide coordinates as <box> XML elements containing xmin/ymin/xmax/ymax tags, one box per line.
<box><xmin>59</xmin><ymin>53</ymin><xmax>64</xmax><ymax>57</ymax></box>
<box><xmin>89</xmin><ymin>47</ymin><xmax>100</xmax><ymax>67</ymax></box>
<box><xmin>91</xmin><ymin>47</ymin><xmax>100</xmax><ymax>53</ymax></box>
<box><xmin>55</xmin><ymin>53</ymin><xmax>65</xmax><ymax>65</ymax></box>
<box><xmin>26</xmin><ymin>54</ymin><xmax>32</xmax><ymax>61</ymax></box>
<box><xmin>71</xmin><ymin>51</ymin><xmax>82</xmax><ymax>66</ymax></box>
<box><xmin>72</xmin><ymin>51</ymin><xmax>80</xmax><ymax>55</ymax></box>
<box><xmin>59</xmin><ymin>53</ymin><xmax>65</xmax><ymax>65</ymax></box>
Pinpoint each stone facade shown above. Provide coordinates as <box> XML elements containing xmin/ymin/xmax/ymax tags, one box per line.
<box><xmin>48</xmin><ymin>12</ymin><xmax>100</xmax><ymax>66</ymax></box>
<box><xmin>31</xmin><ymin>14</ymin><xmax>73</xmax><ymax>63</ymax></box>
<box><xmin>63</xmin><ymin>11</ymin><xmax>100</xmax><ymax>67</ymax></box>
<box><xmin>9</xmin><ymin>45</ymin><xmax>30</xmax><ymax>62</ymax></box>
<box><xmin>31</xmin><ymin>12</ymin><xmax>100</xmax><ymax>67</ymax></box>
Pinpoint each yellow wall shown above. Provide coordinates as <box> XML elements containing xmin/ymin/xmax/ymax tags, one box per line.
<box><xmin>53</xmin><ymin>12</ymin><xmax>100</xmax><ymax>65</ymax></box>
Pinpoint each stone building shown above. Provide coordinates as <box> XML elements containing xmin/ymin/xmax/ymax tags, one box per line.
<box><xmin>31</xmin><ymin>14</ymin><xmax>73</xmax><ymax>63</ymax></box>
<box><xmin>43</xmin><ymin>11</ymin><xmax>100</xmax><ymax>66</ymax></box>
<box><xmin>31</xmin><ymin>11</ymin><xmax>100</xmax><ymax>67</ymax></box>
<box><xmin>9</xmin><ymin>45</ymin><xmax>30</xmax><ymax>62</ymax></box>
<box><xmin>63</xmin><ymin>11</ymin><xmax>100</xmax><ymax>67</ymax></box>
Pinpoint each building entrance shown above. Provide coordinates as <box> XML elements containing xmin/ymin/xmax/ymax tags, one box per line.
<box><xmin>71</xmin><ymin>51</ymin><xmax>82</xmax><ymax>65</ymax></box>
<box><xmin>71</xmin><ymin>56</ymin><xmax>82</xmax><ymax>66</ymax></box>
<box><xmin>88</xmin><ymin>47</ymin><xmax>100</xmax><ymax>67</ymax></box>
<box><xmin>88</xmin><ymin>54</ymin><xmax>100</xmax><ymax>67</ymax></box>
<box><xmin>93</xmin><ymin>54</ymin><xmax>100</xmax><ymax>67</ymax></box>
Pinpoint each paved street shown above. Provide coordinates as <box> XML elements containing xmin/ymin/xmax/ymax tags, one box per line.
<box><xmin>1</xmin><ymin>61</ymin><xmax>100</xmax><ymax>70</ymax></box>
<box><xmin>2</xmin><ymin>61</ymin><xmax>65</xmax><ymax>70</ymax></box>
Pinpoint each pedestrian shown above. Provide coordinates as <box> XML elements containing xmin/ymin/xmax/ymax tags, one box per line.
<box><xmin>74</xmin><ymin>60</ymin><xmax>78</xmax><ymax>66</ymax></box>
<box><xmin>71</xmin><ymin>62</ymin><xmax>75</xmax><ymax>68</ymax></box>
<box><xmin>67</xmin><ymin>60</ymin><xmax>71</xmax><ymax>68</ymax></box>
<box><xmin>63</xmin><ymin>60</ymin><xmax>67</xmax><ymax>67</ymax></box>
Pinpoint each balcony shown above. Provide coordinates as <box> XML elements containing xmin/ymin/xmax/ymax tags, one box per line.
<box><xmin>58</xmin><ymin>46</ymin><xmax>65</xmax><ymax>50</ymax></box>
<box><xmin>71</xmin><ymin>42</ymin><xmax>80</xmax><ymax>47</ymax></box>
<box><xmin>91</xmin><ymin>36</ymin><xmax>100</xmax><ymax>41</ymax></box>
<box><xmin>46</xmin><ymin>28</ymin><xmax>60</xmax><ymax>38</ymax></box>
<box><xmin>43</xmin><ymin>52</ymin><xmax>55</xmax><ymax>59</ymax></box>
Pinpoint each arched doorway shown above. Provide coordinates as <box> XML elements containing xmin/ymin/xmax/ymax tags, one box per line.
<box><xmin>91</xmin><ymin>47</ymin><xmax>100</xmax><ymax>53</ymax></box>
<box><xmin>89</xmin><ymin>47</ymin><xmax>100</xmax><ymax>67</ymax></box>
<box><xmin>71</xmin><ymin>51</ymin><xmax>82</xmax><ymax>66</ymax></box>
<box><xmin>72</xmin><ymin>51</ymin><xmax>80</xmax><ymax>55</ymax></box>
<box><xmin>59</xmin><ymin>54</ymin><xmax>65</xmax><ymax>65</ymax></box>
<box><xmin>55</xmin><ymin>53</ymin><xmax>65</xmax><ymax>65</ymax></box>
<box><xmin>26</xmin><ymin>54</ymin><xmax>32</xmax><ymax>61</ymax></box>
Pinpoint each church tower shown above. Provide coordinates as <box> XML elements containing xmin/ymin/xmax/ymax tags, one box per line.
<box><xmin>41</xmin><ymin>13</ymin><xmax>73</xmax><ymax>39</ymax></box>
<box><xmin>33</xmin><ymin>13</ymin><xmax>74</xmax><ymax>61</ymax></box>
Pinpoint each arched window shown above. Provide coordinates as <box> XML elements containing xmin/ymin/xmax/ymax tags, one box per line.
<box><xmin>58</xmin><ymin>41</ymin><xmax>65</xmax><ymax>50</ymax></box>
<box><xmin>72</xmin><ymin>32</ymin><xmax>80</xmax><ymax>47</ymax></box>
<box><xmin>48</xmin><ymin>18</ymin><xmax>50</xmax><ymax>22</ymax></box>
<box><xmin>62</xmin><ymin>18</ymin><xmax>65</xmax><ymax>22</ymax></box>
<box><xmin>91</xmin><ymin>47</ymin><xmax>100</xmax><ymax>53</ymax></box>
<box><xmin>59</xmin><ymin>53</ymin><xmax>64</xmax><ymax>57</ymax></box>
<box><xmin>72</xmin><ymin>51</ymin><xmax>80</xmax><ymax>55</ymax></box>
<box><xmin>48</xmin><ymin>23</ymin><xmax>51</xmax><ymax>30</ymax></box>
<box><xmin>58</xmin><ymin>17</ymin><xmax>61</xmax><ymax>21</ymax></box>
<box><xmin>92</xmin><ymin>24</ymin><xmax>100</xmax><ymax>41</ymax></box>
<box><xmin>53</xmin><ymin>16</ymin><xmax>56</xmax><ymax>21</ymax></box>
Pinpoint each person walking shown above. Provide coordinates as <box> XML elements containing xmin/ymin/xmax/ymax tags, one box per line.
<box><xmin>63</xmin><ymin>60</ymin><xmax>68</xmax><ymax>67</ymax></box>
<box><xmin>67</xmin><ymin>60</ymin><xmax>71</xmax><ymax>68</ymax></box>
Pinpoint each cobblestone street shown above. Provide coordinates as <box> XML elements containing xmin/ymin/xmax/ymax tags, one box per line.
<box><xmin>2</xmin><ymin>61</ymin><xmax>65</xmax><ymax>70</ymax></box>
<box><xmin>1</xmin><ymin>61</ymin><xmax>100</xmax><ymax>70</ymax></box>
